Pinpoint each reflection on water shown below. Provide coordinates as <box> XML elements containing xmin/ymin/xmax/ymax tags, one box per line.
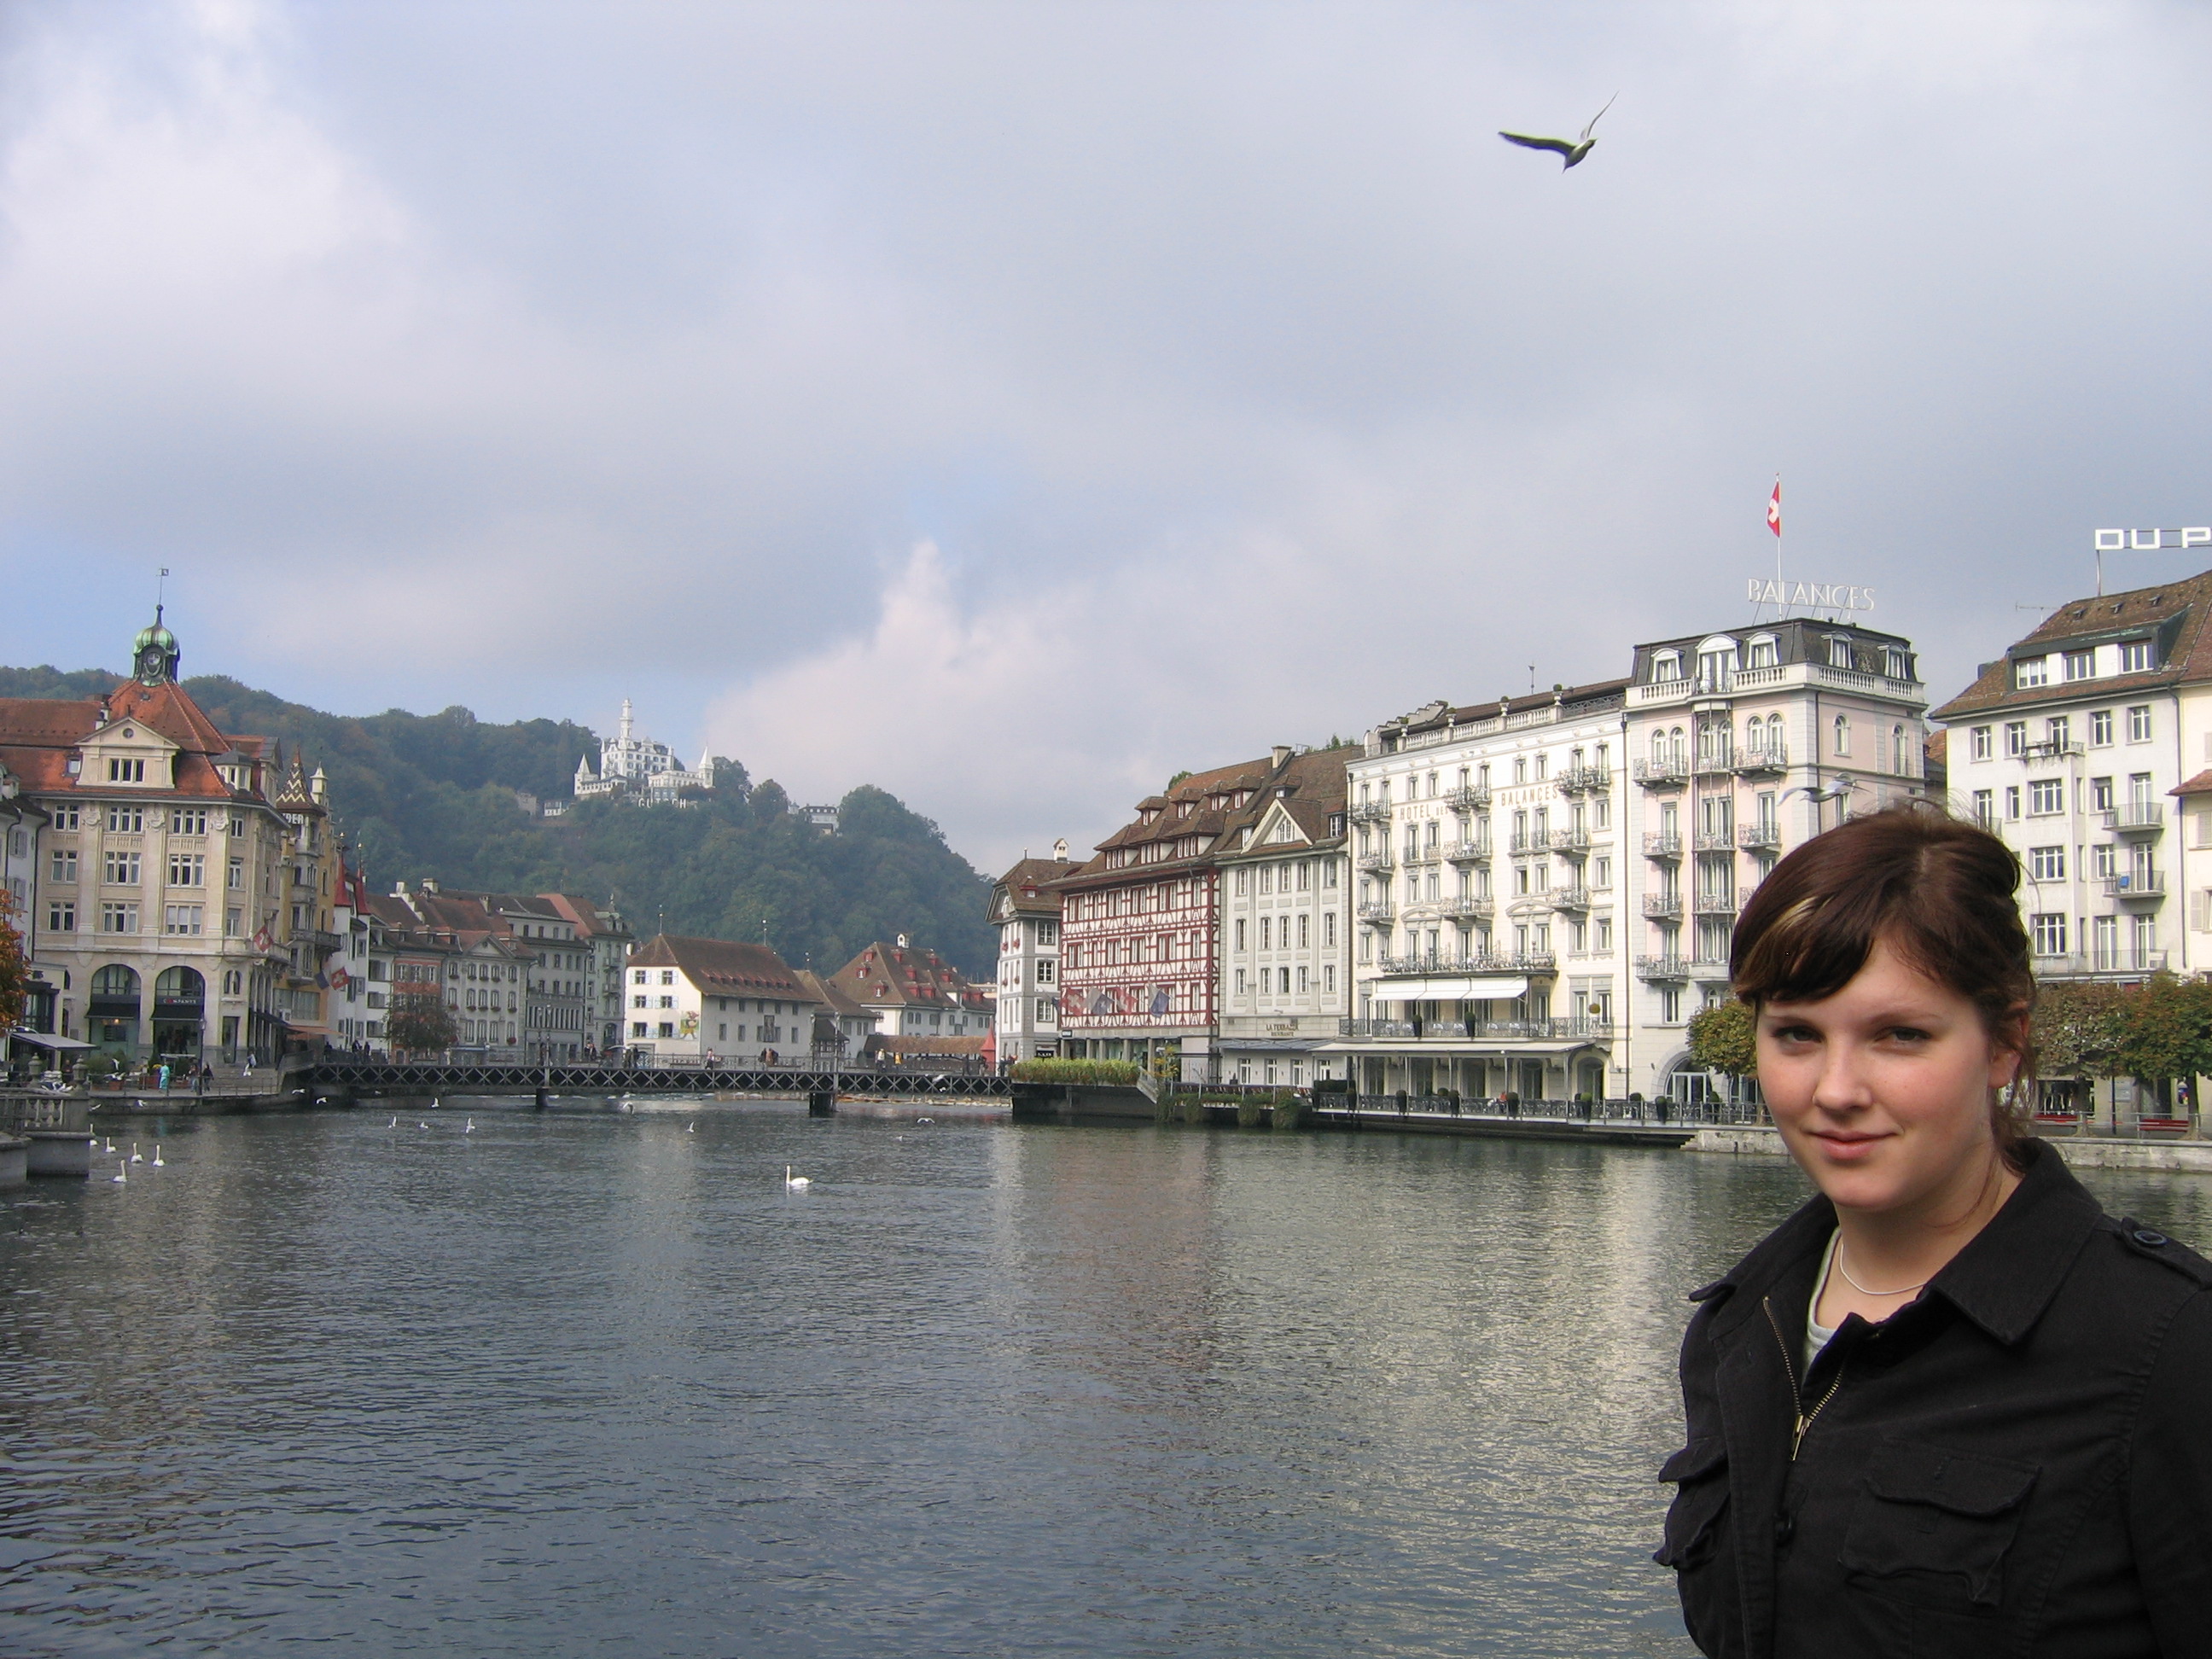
<box><xmin>3</xmin><ymin>1108</ymin><xmax>2205</xmax><ymax>1657</ymax></box>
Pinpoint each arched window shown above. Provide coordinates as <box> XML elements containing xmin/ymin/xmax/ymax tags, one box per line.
<box><xmin>1650</xmin><ymin>729</ymin><xmax>1668</xmax><ymax>763</ymax></box>
<box><xmin>1893</xmin><ymin>725</ymin><xmax>1909</xmax><ymax>776</ymax></box>
<box><xmin>154</xmin><ymin>967</ymin><xmax>205</xmax><ymax>1003</ymax></box>
<box><xmin>90</xmin><ymin>964</ymin><xmax>140</xmax><ymax>1000</ymax></box>
<box><xmin>1834</xmin><ymin>715</ymin><xmax>1851</xmax><ymax>755</ymax></box>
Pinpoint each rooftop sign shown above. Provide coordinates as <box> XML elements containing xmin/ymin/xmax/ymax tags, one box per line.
<box><xmin>2095</xmin><ymin>527</ymin><xmax>2211</xmax><ymax>550</ymax></box>
<box><xmin>1746</xmin><ymin>579</ymin><xmax>1873</xmax><ymax>612</ymax></box>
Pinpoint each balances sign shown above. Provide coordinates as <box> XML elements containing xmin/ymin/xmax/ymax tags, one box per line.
<box><xmin>1746</xmin><ymin>579</ymin><xmax>1874</xmax><ymax>610</ymax></box>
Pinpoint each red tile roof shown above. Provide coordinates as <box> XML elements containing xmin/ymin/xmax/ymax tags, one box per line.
<box><xmin>629</xmin><ymin>934</ymin><xmax>805</xmax><ymax>995</ymax></box>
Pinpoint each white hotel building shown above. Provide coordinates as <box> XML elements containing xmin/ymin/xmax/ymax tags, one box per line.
<box><xmin>1930</xmin><ymin>572</ymin><xmax>2212</xmax><ymax>984</ymax></box>
<box><xmin>1334</xmin><ymin>615</ymin><xmax>1931</xmax><ymax>1105</ymax></box>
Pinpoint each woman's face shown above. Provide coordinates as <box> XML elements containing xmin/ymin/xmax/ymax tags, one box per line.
<box><xmin>1756</xmin><ymin>934</ymin><xmax>2019</xmax><ymax>1219</ymax></box>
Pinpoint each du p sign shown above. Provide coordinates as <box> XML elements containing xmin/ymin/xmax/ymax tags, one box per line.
<box><xmin>2096</xmin><ymin>527</ymin><xmax>2212</xmax><ymax>551</ymax></box>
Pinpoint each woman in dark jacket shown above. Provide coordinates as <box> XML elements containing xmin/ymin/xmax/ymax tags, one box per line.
<box><xmin>1659</xmin><ymin>808</ymin><xmax>2212</xmax><ymax>1657</ymax></box>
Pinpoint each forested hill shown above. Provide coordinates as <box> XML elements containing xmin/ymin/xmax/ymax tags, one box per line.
<box><xmin>0</xmin><ymin>665</ymin><xmax>997</xmax><ymax>977</ymax></box>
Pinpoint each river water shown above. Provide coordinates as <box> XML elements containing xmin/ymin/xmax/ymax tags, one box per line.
<box><xmin>4</xmin><ymin>1103</ymin><xmax>2209</xmax><ymax>1658</ymax></box>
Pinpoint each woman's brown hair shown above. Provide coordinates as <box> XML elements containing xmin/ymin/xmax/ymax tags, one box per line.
<box><xmin>1731</xmin><ymin>805</ymin><xmax>2036</xmax><ymax>1159</ymax></box>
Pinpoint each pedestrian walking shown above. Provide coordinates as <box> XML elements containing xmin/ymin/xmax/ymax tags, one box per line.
<box><xmin>1658</xmin><ymin>807</ymin><xmax>2212</xmax><ymax>1656</ymax></box>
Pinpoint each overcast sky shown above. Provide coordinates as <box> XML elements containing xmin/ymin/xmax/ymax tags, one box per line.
<box><xmin>3</xmin><ymin>1</ymin><xmax>2209</xmax><ymax>873</ymax></box>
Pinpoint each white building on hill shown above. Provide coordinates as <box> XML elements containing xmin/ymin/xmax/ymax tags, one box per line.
<box><xmin>574</xmin><ymin>699</ymin><xmax>715</xmax><ymax>806</ymax></box>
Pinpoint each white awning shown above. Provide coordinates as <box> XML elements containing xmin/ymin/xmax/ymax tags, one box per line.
<box><xmin>8</xmin><ymin>1030</ymin><xmax>94</xmax><ymax>1049</ymax></box>
<box><xmin>1367</xmin><ymin>976</ymin><xmax>1529</xmax><ymax>1003</ymax></box>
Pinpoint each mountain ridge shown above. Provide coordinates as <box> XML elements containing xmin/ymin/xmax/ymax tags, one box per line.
<box><xmin>0</xmin><ymin>664</ymin><xmax>996</xmax><ymax>977</ymax></box>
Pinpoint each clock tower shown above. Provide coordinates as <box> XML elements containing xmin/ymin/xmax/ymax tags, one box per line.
<box><xmin>131</xmin><ymin>607</ymin><xmax>180</xmax><ymax>685</ymax></box>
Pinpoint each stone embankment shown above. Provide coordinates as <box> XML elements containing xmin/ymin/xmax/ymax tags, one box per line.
<box><xmin>1686</xmin><ymin>1122</ymin><xmax>2212</xmax><ymax>1173</ymax></box>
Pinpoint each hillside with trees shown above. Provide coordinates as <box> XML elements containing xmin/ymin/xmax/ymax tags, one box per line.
<box><xmin>0</xmin><ymin>665</ymin><xmax>997</xmax><ymax>977</ymax></box>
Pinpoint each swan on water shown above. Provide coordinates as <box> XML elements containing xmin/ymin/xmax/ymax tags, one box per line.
<box><xmin>418</xmin><ymin>1121</ymin><xmax>429</xmax><ymax>1130</ymax></box>
<box><xmin>152</xmin><ymin>1145</ymin><xmax>165</xmax><ymax>1167</ymax></box>
<box><xmin>464</xmin><ymin>1119</ymin><xmax>475</xmax><ymax>1133</ymax></box>
<box><xmin>686</xmin><ymin>1121</ymin><xmax>696</xmax><ymax>1133</ymax></box>
<box><xmin>112</xmin><ymin>1161</ymin><xmax>126</xmax><ymax>1184</ymax></box>
<box><xmin>130</xmin><ymin>1142</ymin><xmax>143</xmax><ymax>1163</ymax></box>
<box><xmin>388</xmin><ymin>1117</ymin><xmax>398</xmax><ymax>1129</ymax></box>
<box><xmin>784</xmin><ymin>1166</ymin><xmax>811</xmax><ymax>1190</ymax></box>
<box><xmin>431</xmin><ymin>1096</ymin><xmax>441</xmax><ymax>1109</ymax></box>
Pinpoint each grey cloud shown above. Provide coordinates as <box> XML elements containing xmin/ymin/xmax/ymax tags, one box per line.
<box><xmin>1</xmin><ymin>0</ymin><xmax>2208</xmax><ymax>869</ymax></box>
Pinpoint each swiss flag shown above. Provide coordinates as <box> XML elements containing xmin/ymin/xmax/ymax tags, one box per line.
<box><xmin>1767</xmin><ymin>480</ymin><xmax>1783</xmax><ymax>538</ymax></box>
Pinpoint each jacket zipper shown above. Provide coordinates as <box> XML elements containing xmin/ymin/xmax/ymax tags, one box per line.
<box><xmin>1762</xmin><ymin>1294</ymin><xmax>1843</xmax><ymax>1461</ymax></box>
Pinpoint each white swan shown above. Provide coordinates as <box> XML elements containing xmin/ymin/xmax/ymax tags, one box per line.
<box><xmin>464</xmin><ymin>1118</ymin><xmax>475</xmax><ymax>1133</ymax></box>
<box><xmin>152</xmin><ymin>1144</ymin><xmax>165</xmax><ymax>1167</ymax></box>
<box><xmin>686</xmin><ymin>1121</ymin><xmax>696</xmax><ymax>1132</ymax></box>
<box><xmin>388</xmin><ymin>1117</ymin><xmax>398</xmax><ymax>1129</ymax></box>
<box><xmin>112</xmin><ymin>1161</ymin><xmax>126</xmax><ymax>1184</ymax></box>
<box><xmin>784</xmin><ymin>1165</ymin><xmax>811</xmax><ymax>1190</ymax></box>
<box><xmin>418</xmin><ymin>1121</ymin><xmax>429</xmax><ymax>1130</ymax></box>
<box><xmin>431</xmin><ymin>1096</ymin><xmax>441</xmax><ymax>1109</ymax></box>
<box><xmin>130</xmin><ymin>1142</ymin><xmax>143</xmax><ymax>1164</ymax></box>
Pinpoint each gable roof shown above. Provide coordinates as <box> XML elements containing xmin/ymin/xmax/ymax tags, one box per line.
<box><xmin>991</xmin><ymin>856</ymin><xmax>1080</xmax><ymax>918</ymax></box>
<box><xmin>628</xmin><ymin>934</ymin><xmax>806</xmax><ymax>996</ymax></box>
<box><xmin>826</xmin><ymin>940</ymin><xmax>992</xmax><ymax>1010</ymax></box>
<box><xmin>790</xmin><ymin>967</ymin><xmax>869</xmax><ymax>1017</ymax></box>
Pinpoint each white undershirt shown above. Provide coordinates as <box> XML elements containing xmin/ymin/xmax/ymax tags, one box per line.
<box><xmin>1805</xmin><ymin>1228</ymin><xmax>1841</xmax><ymax>1373</ymax></box>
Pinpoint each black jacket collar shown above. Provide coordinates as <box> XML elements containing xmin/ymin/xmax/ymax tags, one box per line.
<box><xmin>1694</xmin><ymin>1139</ymin><xmax>2104</xmax><ymax>1346</ymax></box>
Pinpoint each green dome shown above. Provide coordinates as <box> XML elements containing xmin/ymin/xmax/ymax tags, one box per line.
<box><xmin>133</xmin><ymin>621</ymin><xmax>177</xmax><ymax>654</ymax></box>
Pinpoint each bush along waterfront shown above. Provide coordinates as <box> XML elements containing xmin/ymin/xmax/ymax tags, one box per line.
<box><xmin>1009</xmin><ymin>1059</ymin><xmax>1138</xmax><ymax>1086</ymax></box>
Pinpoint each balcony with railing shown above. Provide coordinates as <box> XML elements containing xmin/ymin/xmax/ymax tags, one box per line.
<box><xmin>1508</xmin><ymin>830</ymin><xmax>1546</xmax><ymax>854</ymax></box>
<box><xmin>1439</xmin><ymin>896</ymin><xmax>1496</xmax><ymax>923</ymax></box>
<box><xmin>2022</xmin><ymin>739</ymin><xmax>2086</xmax><ymax>767</ymax></box>
<box><xmin>1738</xmin><ymin>822</ymin><xmax>1782</xmax><ymax>851</ymax></box>
<box><xmin>1357</xmin><ymin>900</ymin><xmax>1396</xmax><ymax>923</ymax></box>
<box><xmin>2104</xmin><ymin>804</ymin><xmax>2166</xmax><ymax>835</ymax></box>
<box><xmin>1691</xmin><ymin>748</ymin><xmax>1735</xmax><ymax>776</ymax></box>
<box><xmin>1556</xmin><ymin>765</ymin><xmax>1610</xmax><ymax>794</ymax></box>
<box><xmin>1643</xmin><ymin>831</ymin><xmax>1682</xmax><ymax>859</ymax></box>
<box><xmin>1550</xmin><ymin>885</ymin><xmax>1592</xmax><ymax>912</ymax></box>
<box><xmin>1643</xmin><ymin>894</ymin><xmax>1684</xmax><ymax>919</ymax></box>
<box><xmin>1445</xmin><ymin>839</ymin><xmax>1492</xmax><ymax>864</ymax></box>
<box><xmin>1633</xmin><ymin>758</ymin><xmax>1688</xmax><ymax>788</ymax></box>
<box><xmin>1548</xmin><ymin>826</ymin><xmax>1592</xmax><ymax>853</ymax></box>
<box><xmin>2034</xmin><ymin>949</ymin><xmax>2168</xmax><ymax>979</ymax></box>
<box><xmin>1349</xmin><ymin>800</ymin><xmax>1393</xmax><ymax>825</ymax></box>
<box><xmin>1371</xmin><ymin>950</ymin><xmax>1557</xmax><ymax>977</ymax></box>
<box><xmin>1691</xmin><ymin>830</ymin><xmax>1736</xmax><ymax>853</ymax></box>
<box><xmin>1689</xmin><ymin>958</ymin><xmax>1734</xmax><ymax>981</ymax></box>
<box><xmin>1356</xmin><ymin>850</ymin><xmax>1396</xmax><ymax>874</ymax></box>
<box><xmin>2104</xmin><ymin>870</ymin><xmax>2166</xmax><ymax>901</ymax></box>
<box><xmin>1443</xmin><ymin>784</ymin><xmax>1492</xmax><ymax>811</ymax></box>
<box><xmin>1403</xmin><ymin>847</ymin><xmax>1442</xmax><ymax>867</ymax></box>
<box><xmin>1336</xmin><ymin>1016</ymin><xmax>1613</xmax><ymax>1043</ymax></box>
<box><xmin>1693</xmin><ymin>889</ymin><xmax>1740</xmax><ymax>915</ymax></box>
<box><xmin>1732</xmin><ymin>745</ymin><xmax>1788</xmax><ymax>775</ymax></box>
<box><xmin>1634</xmin><ymin>955</ymin><xmax>1690</xmax><ymax>981</ymax></box>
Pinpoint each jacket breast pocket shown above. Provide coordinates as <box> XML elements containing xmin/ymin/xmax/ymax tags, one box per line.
<box><xmin>1840</xmin><ymin>1441</ymin><xmax>2038</xmax><ymax>1610</ymax></box>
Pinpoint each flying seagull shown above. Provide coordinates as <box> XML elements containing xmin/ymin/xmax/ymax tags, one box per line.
<box><xmin>1499</xmin><ymin>94</ymin><xmax>1616</xmax><ymax>169</ymax></box>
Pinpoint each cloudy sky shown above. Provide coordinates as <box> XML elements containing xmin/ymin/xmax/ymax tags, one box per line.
<box><xmin>3</xmin><ymin>1</ymin><xmax>2209</xmax><ymax>871</ymax></box>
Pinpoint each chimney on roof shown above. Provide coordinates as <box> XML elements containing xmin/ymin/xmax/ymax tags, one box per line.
<box><xmin>422</xmin><ymin>879</ymin><xmax>440</xmax><ymax>894</ymax></box>
<box><xmin>393</xmin><ymin>880</ymin><xmax>408</xmax><ymax>896</ymax></box>
<box><xmin>1272</xmin><ymin>744</ymin><xmax>1291</xmax><ymax>769</ymax></box>
<box><xmin>897</xmin><ymin>933</ymin><xmax>908</xmax><ymax>948</ymax></box>
<box><xmin>1052</xmin><ymin>837</ymin><xmax>1068</xmax><ymax>860</ymax></box>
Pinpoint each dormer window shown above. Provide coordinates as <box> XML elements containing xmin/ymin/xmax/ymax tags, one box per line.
<box><xmin>1652</xmin><ymin>649</ymin><xmax>1683</xmax><ymax>683</ymax></box>
<box><xmin>2119</xmin><ymin>638</ymin><xmax>2156</xmax><ymax>673</ymax></box>
<box><xmin>1746</xmin><ymin>635</ymin><xmax>1778</xmax><ymax>669</ymax></box>
<box><xmin>108</xmin><ymin>759</ymin><xmax>144</xmax><ymax>783</ymax></box>
<box><xmin>1828</xmin><ymin>637</ymin><xmax>1854</xmax><ymax>670</ymax></box>
<box><xmin>2014</xmin><ymin>656</ymin><xmax>2049</xmax><ymax>690</ymax></box>
<box><xmin>1886</xmin><ymin>647</ymin><xmax>1913</xmax><ymax>680</ymax></box>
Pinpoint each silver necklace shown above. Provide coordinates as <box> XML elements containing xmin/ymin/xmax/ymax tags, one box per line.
<box><xmin>1834</xmin><ymin>1247</ymin><xmax>1928</xmax><ymax>1298</ymax></box>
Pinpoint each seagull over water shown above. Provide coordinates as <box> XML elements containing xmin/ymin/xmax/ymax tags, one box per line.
<box><xmin>1499</xmin><ymin>94</ymin><xmax>1616</xmax><ymax>169</ymax></box>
